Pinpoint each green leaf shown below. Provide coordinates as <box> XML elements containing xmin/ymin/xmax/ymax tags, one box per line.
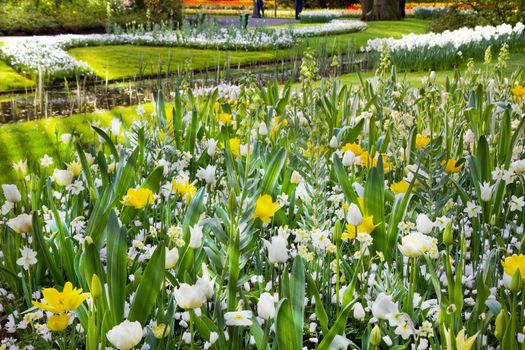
<box><xmin>290</xmin><ymin>256</ymin><xmax>305</xmax><ymax>348</ymax></box>
<box><xmin>128</xmin><ymin>244</ymin><xmax>165</xmax><ymax>325</ymax></box>
<box><xmin>106</xmin><ymin>211</ymin><xmax>127</xmax><ymax>326</ymax></box>
<box><xmin>260</xmin><ymin>148</ymin><xmax>287</xmax><ymax>195</ymax></box>
<box><xmin>332</xmin><ymin>154</ymin><xmax>359</xmax><ymax>206</ymax></box>
<box><xmin>275</xmin><ymin>299</ymin><xmax>298</xmax><ymax>350</ymax></box>
<box><xmin>316</xmin><ymin>302</ymin><xmax>354</xmax><ymax>350</ymax></box>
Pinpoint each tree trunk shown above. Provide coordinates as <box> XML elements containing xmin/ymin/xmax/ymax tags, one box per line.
<box><xmin>360</xmin><ymin>0</ymin><xmax>401</xmax><ymax>20</ymax></box>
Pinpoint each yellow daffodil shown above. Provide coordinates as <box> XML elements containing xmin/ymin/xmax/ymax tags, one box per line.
<box><xmin>172</xmin><ymin>179</ymin><xmax>197</xmax><ymax>202</ymax></box>
<box><xmin>47</xmin><ymin>313</ymin><xmax>70</xmax><ymax>332</ymax></box>
<box><xmin>342</xmin><ymin>215</ymin><xmax>378</xmax><ymax>239</ymax></box>
<box><xmin>502</xmin><ymin>254</ymin><xmax>525</xmax><ymax>282</ymax></box>
<box><xmin>122</xmin><ymin>188</ymin><xmax>155</xmax><ymax>209</ymax></box>
<box><xmin>391</xmin><ymin>180</ymin><xmax>412</xmax><ymax>194</ymax></box>
<box><xmin>229</xmin><ymin>137</ymin><xmax>241</xmax><ymax>157</ymax></box>
<box><xmin>443</xmin><ymin>159</ymin><xmax>464</xmax><ymax>174</ymax></box>
<box><xmin>32</xmin><ymin>282</ymin><xmax>90</xmax><ymax>314</ymax></box>
<box><xmin>253</xmin><ymin>194</ymin><xmax>280</xmax><ymax>223</ymax></box>
<box><xmin>218</xmin><ymin>113</ymin><xmax>233</xmax><ymax>125</ymax></box>
<box><xmin>444</xmin><ymin>327</ymin><xmax>479</xmax><ymax>350</ymax></box>
<box><xmin>341</xmin><ymin>143</ymin><xmax>364</xmax><ymax>156</ymax></box>
<box><xmin>512</xmin><ymin>85</ymin><xmax>525</xmax><ymax>100</ymax></box>
<box><xmin>415</xmin><ymin>134</ymin><xmax>430</xmax><ymax>149</ymax></box>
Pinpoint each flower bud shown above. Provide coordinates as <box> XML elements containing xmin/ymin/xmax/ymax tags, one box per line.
<box><xmin>329</xmin><ymin>136</ymin><xmax>338</xmax><ymax>148</ymax></box>
<box><xmin>370</xmin><ymin>325</ymin><xmax>381</xmax><ymax>346</ymax></box>
<box><xmin>494</xmin><ymin>310</ymin><xmax>505</xmax><ymax>340</ymax></box>
<box><xmin>90</xmin><ymin>274</ymin><xmax>102</xmax><ymax>299</ymax></box>
<box><xmin>510</xmin><ymin>269</ymin><xmax>522</xmax><ymax>293</ymax></box>
<box><xmin>443</xmin><ymin>222</ymin><xmax>453</xmax><ymax>246</ymax></box>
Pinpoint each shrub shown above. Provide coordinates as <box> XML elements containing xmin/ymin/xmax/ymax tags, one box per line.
<box><xmin>430</xmin><ymin>6</ymin><xmax>486</xmax><ymax>33</ymax></box>
<box><xmin>300</xmin><ymin>10</ymin><xmax>342</xmax><ymax>23</ymax></box>
<box><xmin>413</xmin><ymin>6</ymin><xmax>446</xmax><ymax>20</ymax></box>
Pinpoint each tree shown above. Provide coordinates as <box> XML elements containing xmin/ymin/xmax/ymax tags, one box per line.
<box><xmin>360</xmin><ymin>0</ymin><xmax>401</xmax><ymax>21</ymax></box>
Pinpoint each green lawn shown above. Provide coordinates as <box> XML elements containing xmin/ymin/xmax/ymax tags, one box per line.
<box><xmin>69</xmin><ymin>45</ymin><xmax>286</xmax><ymax>80</ymax></box>
<box><xmin>0</xmin><ymin>104</ymin><xmax>151</xmax><ymax>183</ymax></box>
<box><xmin>0</xmin><ymin>60</ymin><xmax>34</xmax><ymax>92</ymax></box>
<box><xmin>69</xmin><ymin>19</ymin><xmax>430</xmax><ymax>80</ymax></box>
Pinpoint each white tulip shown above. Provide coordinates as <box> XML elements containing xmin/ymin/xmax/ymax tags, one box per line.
<box><xmin>2</xmin><ymin>184</ymin><xmax>21</xmax><ymax>203</ymax></box>
<box><xmin>416</xmin><ymin>214</ymin><xmax>434</xmax><ymax>234</ymax></box>
<box><xmin>352</xmin><ymin>301</ymin><xmax>366</xmax><ymax>321</ymax></box>
<box><xmin>290</xmin><ymin>170</ymin><xmax>303</xmax><ymax>184</ymax></box>
<box><xmin>263</xmin><ymin>236</ymin><xmax>288</xmax><ymax>264</ymax></box>
<box><xmin>110</xmin><ymin>118</ymin><xmax>122</xmax><ymax>137</ymax></box>
<box><xmin>329</xmin><ymin>136</ymin><xmax>338</xmax><ymax>148</ymax></box>
<box><xmin>224</xmin><ymin>310</ymin><xmax>253</xmax><ymax>326</ymax></box>
<box><xmin>196</xmin><ymin>165</ymin><xmax>217</xmax><ymax>186</ymax></box>
<box><xmin>174</xmin><ymin>283</ymin><xmax>206</xmax><ymax>309</ymax></box>
<box><xmin>165</xmin><ymin>247</ymin><xmax>179</xmax><ymax>269</ymax></box>
<box><xmin>196</xmin><ymin>265</ymin><xmax>215</xmax><ymax>300</ymax></box>
<box><xmin>189</xmin><ymin>224</ymin><xmax>203</xmax><ymax>249</ymax></box>
<box><xmin>464</xmin><ymin>129</ymin><xmax>475</xmax><ymax>144</ymax></box>
<box><xmin>346</xmin><ymin>203</ymin><xmax>363</xmax><ymax>226</ymax></box>
<box><xmin>259</xmin><ymin>122</ymin><xmax>268</xmax><ymax>136</ymax></box>
<box><xmin>371</xmin><ymin>293</ymin><xmax>398</xmax><ymax>320</ymax></box>
<box><xmin>398</xmin><ymin>231</ymin><xmax>434</xmax><ymax>258</ymax></box>
<box><xmin>53</xmin><ymin>169</ymin><xmax>74</xmax><ymax>186</ymax></box>
<box><xmin>480</xmin><ymin>182</ymin><xmax>493</xmax><ymax>202</ymax></box>
<box><xmin>342</xmin><ymin>151</ymin><xmax>355</xmax><ymax>167</ymax></box>
<box><xmin>207</xmin><ymin>139</ymin><xmax>218</xmax><ymax>156</ymax></box>
<box><xmin>60</xmin><ymin>133</ymin><xmax>73</xmax><ymax>144</ymax></box>
<box><xmin>106</xmin><ymin>320</ymin><xmax>143</xmax><ymax>350</ymax></box>
<box><xmin>7</xmin><ymin>213</ymin><xmax>33</xmax><ymax>233</ymax></box>
<box><xmin>257</xmin><ymin>292</ymin><xmax>276</xmax><ymax>320</ymax></box>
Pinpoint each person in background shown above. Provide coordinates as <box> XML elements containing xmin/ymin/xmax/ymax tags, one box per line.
<box><xmin>399</xmin><ymin>0</ymin><xmax>406</xmax><ymax>18</ymax></box>
<box><xmin>295</xmin><ymin>0</ymin><xmax>303</xmax><ymax>20</ymax></box>
<box><xmin>258</xmin><ymin>0</ymin><xmax>265</xmax><ymax>17</ymax></box>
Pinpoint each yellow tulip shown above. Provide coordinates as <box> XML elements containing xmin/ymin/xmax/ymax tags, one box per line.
<box><xmin>172</xmin><ymin>179</ymin><xmax>197</xmax><ymax>203</ymax></box>
<box><xmin>391</xmin><ymin>180</ymin><xmax>412</xmax><ymax>194</ymax></box>
<box><xmin>341</xmin><ymin>143</ymin><xmax>364</xmax><ymax>156</ymax></box>
<box><xmin>229</xmin><ymin>137</ymin><xmax>241</xmax><ymax>157</ymax></box>
<box><xmin>122</xmin><ymin>188</ymin><xmax>155</xmax><ymax>209</ymax></box>
<box><xmin>415</xmin><ymin>134</ymin><xmax>430</xmax><ymax>149</ymax></box>
<box><xmin>218</xmin><ymin>113</ymin><xmax>233</xmax><ymax>125</ymax></box>
<box><xmin>342</xmin><ymin>215</ymin><xmax>378</xmax><ymax>239</ymax></box>
<box><xmin>444</xmin><ymin>327</ymin><xmax>479</xmax><ymax>350</ymax></box>
<box><xmin>47</xmin><ymin>314</ymin><xmax>70</xmax><ymax>332</ymax></box>
<box><xmin>443</xmin><ymin>159</ymin><xmax>463</xmax><ymax>174</ymax></box>
<box><xmin>502</xmin><ymin>254</ymin><xmax>525</xmax><ymax>282</ymax></box>
<box><xmin>152</xmin><ymin>323</ymin><xmax>170</xmax><ymax>339</ymax></box>
<box><xmin>32</xmin><ymin>282</ymin><xmax>90</xmax><ymax>314</ymax></box>
<box><xmin>253</xmin><ymin>195</ymin><xmax>280</xmax><ymax>223</ymax></box>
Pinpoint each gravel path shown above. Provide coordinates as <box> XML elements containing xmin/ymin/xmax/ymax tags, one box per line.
<box><xmin>210</xmin><ymin>16</ymin><xmax>297</xmax><ymax>27</ymax></box>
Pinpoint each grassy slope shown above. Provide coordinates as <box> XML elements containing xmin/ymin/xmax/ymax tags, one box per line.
<box><xmin>0</xmin><ymin>60</ymin><xmax>34</xmax><ymax>92</ymax></box>
<box><xmin>68</xmin><ymin>19</ymin><xmax>430</xmax><ymax>80</ymax></box>
<box><xmin>0</xmin><ymin>105</ymin><xmax>152</xmax><ymax>183</ymax></box>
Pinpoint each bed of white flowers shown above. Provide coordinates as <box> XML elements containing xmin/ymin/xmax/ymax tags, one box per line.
<box><xmin>0</xmin><ymin>20</ymin><xmax>367</xmax><ymax>79</ymax></box>
<box><xmin>1</xmin><ymin>45</ymin><xmax>525</xmax><ymax>350</ymax></box>
<box><xmin>366</xmin><ymin>22</ymin><xmax>525</xmax><ymax>70</ymax></box>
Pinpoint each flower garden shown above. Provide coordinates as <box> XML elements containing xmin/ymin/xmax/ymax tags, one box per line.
<box><xmin>0</xmin><ymin>1</ymin><xmax>525</xmax><ymax>350</ymax></box>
